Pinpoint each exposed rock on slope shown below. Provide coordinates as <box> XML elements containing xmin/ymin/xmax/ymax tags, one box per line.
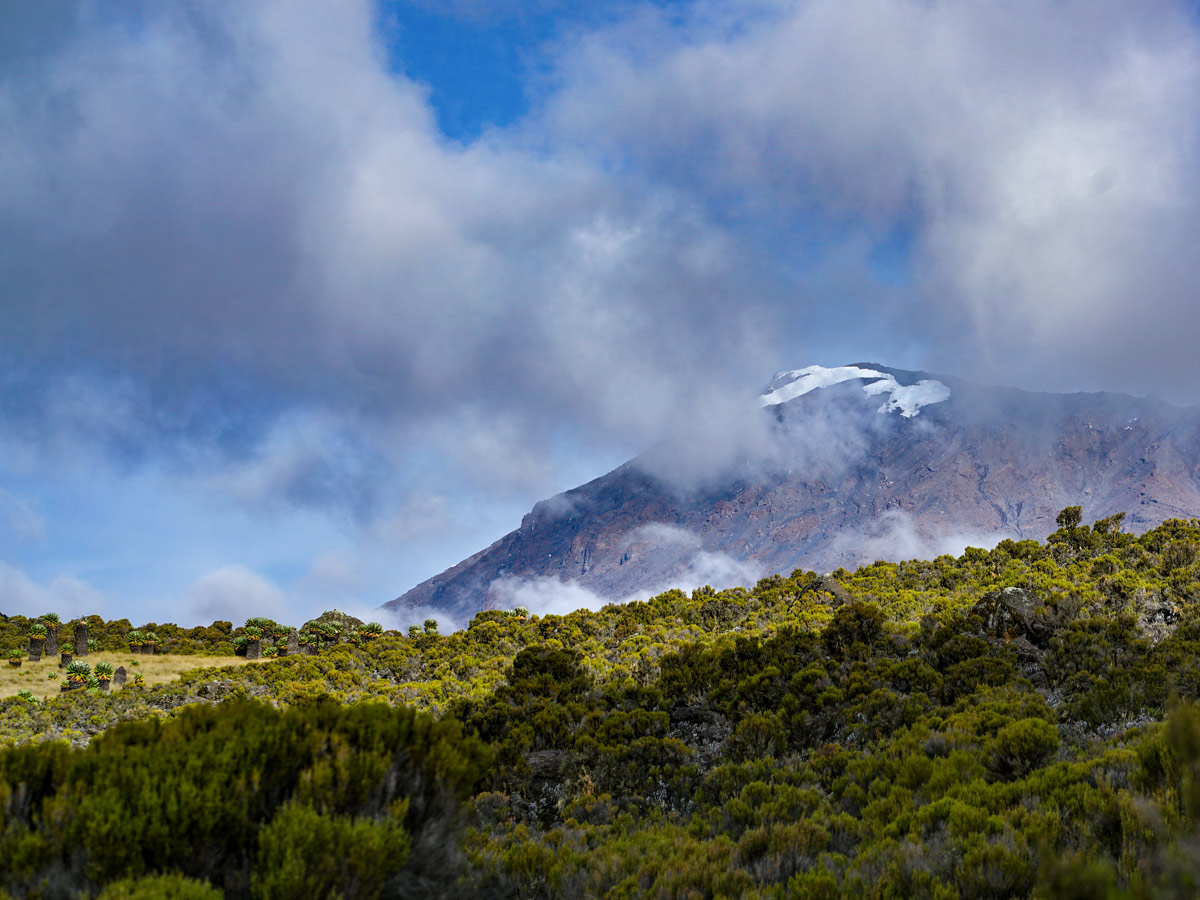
<box><xmin>387</xmin><ymin>364</ymin><xmax>1200</xmax><ymax>621</ymax></box>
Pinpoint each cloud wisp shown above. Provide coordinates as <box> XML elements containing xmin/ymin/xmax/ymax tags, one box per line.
<box><xmin>487</xmin><ymin>522</ymin><xmax>764</xmax><ymax>623</ymax></box>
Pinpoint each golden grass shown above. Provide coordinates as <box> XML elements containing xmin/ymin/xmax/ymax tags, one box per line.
<box><xmin>0</xmin><ymin>652</ymin><xmax>260</xmax><ymax>701</ymax></box>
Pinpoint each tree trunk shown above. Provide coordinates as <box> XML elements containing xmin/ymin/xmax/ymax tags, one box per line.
<box><xmin>28</xmin><ymin>640</ymin><xmax>43</xmax><ymax>662</ymax></box>
<box><xmin>44</xmin><ymin>629</ymin><xmax>59</xmax><ymax>657</ymax></box>
<box><xmin>74</xmin><ymin>624</ymin><xmax>89</xmax><ymax>657</ymax></box>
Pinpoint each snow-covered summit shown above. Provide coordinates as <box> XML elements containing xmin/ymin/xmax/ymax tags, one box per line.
<box><xmin>760</xmin><ymin>365</ymin><xmax>951</xmax><ymax>417</ymax></box>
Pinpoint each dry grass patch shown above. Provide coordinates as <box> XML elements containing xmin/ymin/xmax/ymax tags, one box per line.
<box><xmin>0</xmin><ymin>652</ymin><xmax>260</xmax><ymax>701</ymax></box>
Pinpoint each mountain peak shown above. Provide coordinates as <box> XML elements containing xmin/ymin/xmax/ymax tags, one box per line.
<box><xmin>387</xmin><ymin>365</ymin><xmax>1200</xmax><ymax>623</ymax></box>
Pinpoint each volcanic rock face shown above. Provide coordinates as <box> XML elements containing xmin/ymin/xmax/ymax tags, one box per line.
<box><xmin>387</xmin><ymin>364</ymin><xmax>1200</xmax><ymax>622</ymax></box>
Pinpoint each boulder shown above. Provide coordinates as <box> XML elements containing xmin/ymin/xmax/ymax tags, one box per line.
<box><xmin>670</xmin><ymin>704</ymin><xmax>733</xmax><ymax>766</ymax></box>
<box><xmin>196</xmin><ymin>680</ymin><xmax>238</xmax><ymax>701</ymax></box>
<box><xmin>1137</xmin><ymin>602</ymin><xmax>1181</xmax><ymax>644</ymax></box>
<box><xmin>526</xmin><ymin>749</ymin><xmax>574</xmax><ymax>781</ymax></box>
<box><xmin>971</xmin><ymin>587</ymin><xmax>1055</xmax><ymax>647</ymax></box>
<box><xmin>806</xmin><ymin>574</ymin><xmax>853</xmax><ymax>607</ymax></box>
<box><xmin>113</xmin><ymin>666</ymin><xmax>127</xmax><ymax>687</ymax></box>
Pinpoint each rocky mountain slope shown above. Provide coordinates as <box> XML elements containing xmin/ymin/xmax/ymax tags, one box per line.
<box><xmin>387</xmin><ymin>364</ymin><xmax>1200</xmax><ymax>620</ymax></box>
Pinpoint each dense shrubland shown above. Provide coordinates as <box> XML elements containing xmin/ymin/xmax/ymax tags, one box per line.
<box><xmin>5</xmin><ymin>511</ymin><xmax>1200</xmax><ymax>897</ymax></box>
<box><xmin>0</xmin><ymin>699</ymin><xmax>488</xmax><ymax>899</ymax></box>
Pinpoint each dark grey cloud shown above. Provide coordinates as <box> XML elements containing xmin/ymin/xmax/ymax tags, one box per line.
<box><xmin>0</xmin><ymin>0</ymin><xmax>781</xmax><ymax>514</ymax></box>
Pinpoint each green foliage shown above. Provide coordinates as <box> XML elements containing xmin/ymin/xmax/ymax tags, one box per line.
<box><xmin>1056</xmin><ymin>506</ymin><xmax>1083</xmax><ymax>530</ymax></box>
<box><xmin>0</xmin><ymin>698</ymin><xmax>488</xmax><ymax>899</ymax></box>
<box><xmin>1033</xmin><ymin>853</ymin><xmax>1127</xmax><ymax>900</ymax></box>
<box><xmin>66</xmin><ymin>660</ymin><xmax>91</xmax><ymax>684</ymax></box>
<box><xmin>988</xmin><ymin>718</ymin><xmax>1060</xmax><ymax>781</ymax></box>
<box><xmin>96</xmin><ymin>874</ymin><xmax>224</xmax><ymax>899</ymax></box>
<box><xmin>822</xmin><ymin>601</ymin><xmax>888</xmax><ymax>659</ymax></box>
<box><xmin>252</xmin><ymin>802</ymin><xmax>410</xmax><ymax>900</ymax></box>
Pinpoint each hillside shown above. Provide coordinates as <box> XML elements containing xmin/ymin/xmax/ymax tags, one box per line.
<box><xmin>5</xmin><ymin>512</ymin><xmax>1200</xmax><ymax>897</ymax></box>
<box><xmin>389</xmin><ymin>364</ymin><xmax>1200</xmax><ymax>622</ymax></box>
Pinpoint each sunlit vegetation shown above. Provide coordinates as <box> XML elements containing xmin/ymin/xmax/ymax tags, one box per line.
<box><xmin>5</xmin><ymin>512</ymin><xmax>1200</xmax><ymax>897</ymax></box>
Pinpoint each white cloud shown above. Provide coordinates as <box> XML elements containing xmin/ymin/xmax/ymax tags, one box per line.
<box><xmin>619</xmin><ymin>524</ymin><xmax>764</xmax><ymax>598</ymax></box>
<box><xmin>488</xmin><ymin>574</ymin><xmax>610</xmax><ymax>618</ymax></box>
<box><xmin>674</xmin><ymin>550</ymin><xmax>763</xmax><ymax>594</ymax></box>
<box><xmin>181</xmin><ymin>564</ymin><xmax>289</xmax><ymax>626</ymax></box>
<box><xmin>483</xmin><ymin>524</ymin><xmax>764</xmax><ymax>622</ymax></box>
<box><xmin>824</xmin><ymin>509</ymin><xmax>1012</xmax><ymax>567</ymax></box>
<box><xmin>0</xmin><ymin>562</ymin><xmax>110</xmax><ymax>620</ymax></box>
<box><xmin>0</xmin><ymin>0</ymin><xmax>774</xmax><ymax>506</ymax></box>
<box><xmin>544</xmin><ymin>0</ymin><xmax>1200</xmax><ymax>396</ymax></box>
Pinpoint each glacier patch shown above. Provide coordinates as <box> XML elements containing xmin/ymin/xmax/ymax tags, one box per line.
<box><xmin>760</xmin><ymin>365</ymin><xmax>951</xmax><ymax>418</ymax></box>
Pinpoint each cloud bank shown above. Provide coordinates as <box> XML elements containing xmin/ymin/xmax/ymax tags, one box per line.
<box><xmin>545</xmin><ymin>0</ymin><xmax>1200</xmax><ymax>396</ymax></box>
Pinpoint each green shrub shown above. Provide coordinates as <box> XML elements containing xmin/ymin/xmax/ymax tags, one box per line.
<box><xmin>988</xmin><ymin>718</ymin><xmax>1060</xmax><ymax>781</ymax></box>
<box><xmin>96</xmin><ymin>873</ymin><xmax>224</xmax><ymax>899</ymax></box>
<box><xmin>252</xmin><ymin>802</ymin><xmax>410</xmax><ymax>900</ymax></box>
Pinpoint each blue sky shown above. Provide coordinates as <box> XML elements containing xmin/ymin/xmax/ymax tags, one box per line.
<box><xmin>2</xmin><ymin>0</ymin><xmax>1200</xmax><ymax>627</ymax></box>
<box><xmin>378</xmin><ymin>2</ymin><xmax>558</xmax><ymax>139</ymax></box>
